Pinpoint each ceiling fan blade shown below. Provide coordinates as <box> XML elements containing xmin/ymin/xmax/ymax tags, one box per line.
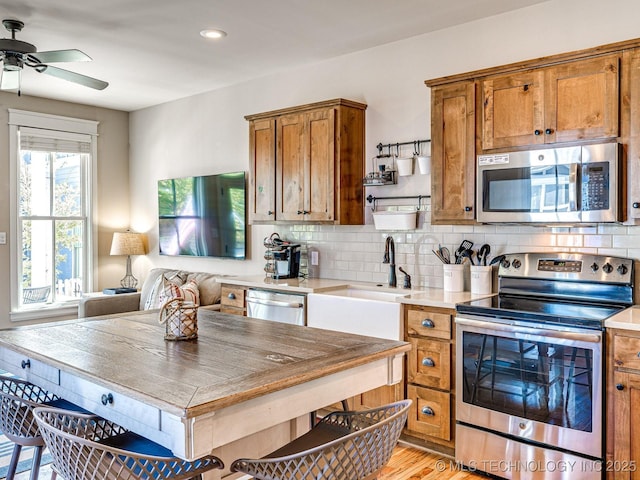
<box><xmin>30</xmin><ymin>49</ymin><xmax>92</xmax><ymax>64</ymax></box>
<box><xmin>35</xmin><ymin>64</ymin><xmax>108</xmax><ymax>90</ymax></box>
<box><xmin>0</xmin><ymin>69</ymin><xmax>20</xmax><ymax>91</ymax></box>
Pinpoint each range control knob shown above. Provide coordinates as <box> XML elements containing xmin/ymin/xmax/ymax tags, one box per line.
<box><xmin>501</xmin><ymin>259</ymin><xmax>511</xmax><ymax>269</ymax></box>
<box><xmin>590</xmin><ymin>262</ymin><xmax>599</xmax><ymax>272</ymax></box>
<box><xmin>602</xmin><ymin>263</ymin><xmax>613</xmax><ymax>274</ymax></box>
<box><xmin>618</xmin><ymin>264</ymin><xmax>629</xmax><ymax>275</ymax></box>
<box><xmin>512</xmin><ymin>259</ymin><xmax>522</xmax><ymax>269</ymax></box>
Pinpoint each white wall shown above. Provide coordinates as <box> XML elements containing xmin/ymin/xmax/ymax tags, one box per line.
<box><xmin>129</xmin><ymin>0</ymin><xmax>640</xmax><ymax>287</ymax></box>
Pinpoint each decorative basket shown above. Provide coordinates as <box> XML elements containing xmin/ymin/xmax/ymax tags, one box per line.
<box><xmin>158</xmin><ymin>297</ymin><xmax>198</xmax><ymax>341</ymax></box>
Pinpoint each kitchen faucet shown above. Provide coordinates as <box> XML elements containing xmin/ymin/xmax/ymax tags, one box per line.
<box><xmin>383</xmin><ymin>236</ymin><xmax>397</xmax><ymax>288</ymax></box>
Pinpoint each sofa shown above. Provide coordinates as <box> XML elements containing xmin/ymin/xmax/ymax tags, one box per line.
<box><xmin>78</xmin><ymin>268</ymin><xmax>225</xmax><ymax>318</ymax></box>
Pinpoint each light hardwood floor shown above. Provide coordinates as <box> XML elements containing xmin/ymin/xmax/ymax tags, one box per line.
<box><xmin>379</xmin><ymin>443</ymin><xmax>487</xmax><ymax>480</ymax></box>
<box><xmin>9</xmin><ymin>443</ymin><xmax>488</xmax><ymax>480</ymax></box>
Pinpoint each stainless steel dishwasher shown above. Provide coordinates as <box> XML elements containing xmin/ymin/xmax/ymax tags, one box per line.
<box><xmin>245</xmin><ymin>289</ymin><xmax>306</xmax><ymax>325</ymax></box>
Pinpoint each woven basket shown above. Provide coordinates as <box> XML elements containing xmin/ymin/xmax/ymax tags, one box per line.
<box><xmin>158</xmin><ymin>298</ymin><xmax>198</xmax><ymax>341</ymax></box>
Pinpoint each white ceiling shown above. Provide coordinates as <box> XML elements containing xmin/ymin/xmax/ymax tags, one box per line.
<box><xmin>0</xmin><ymin>0</ymin><xmax>547</xmax><ymax>112</ymax></box>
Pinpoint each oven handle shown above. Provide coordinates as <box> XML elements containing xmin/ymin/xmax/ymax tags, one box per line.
<box><xmin>455</xmin><ymin>317</ymin><xmax>602</xmax><ymax>343</ymax></box>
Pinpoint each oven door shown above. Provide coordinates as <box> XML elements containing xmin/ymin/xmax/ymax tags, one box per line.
<box><xmin>456</xmin><ymin>315</ymin><xmax>603</xmax><ymax>459</ymax></box>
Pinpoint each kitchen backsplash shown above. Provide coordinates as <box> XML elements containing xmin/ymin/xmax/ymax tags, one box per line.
<box><xmin>283</xmin><ymin>207</ymin><xmax>640</xmax><ymax>289</ymax></box>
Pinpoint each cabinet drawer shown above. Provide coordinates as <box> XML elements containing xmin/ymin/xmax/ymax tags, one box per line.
<box><xmin>0</xmin><ymin>349</ymin><xmax>60</xmax><ymax>385</ymax></box>
<box><xmin>220</xmin><ymin>305</ymin><xmax>245</xmax><ymax>316</ymax></box>
<box><xmin>221</xmin><ymin>286</ymin><xmax>245</xmax><ymax>308</ymax></box>
<box><xmin>406</xmin><ymin>384</ymin><xmax>451</xmax><ymax>441</ymax></box>
<box><xmin>408</xmin><ymin>337</ymin><xmax>451</xmax><ymax>390</ymax></box>
<box><xmin>59</xmin><ymin>372</ymin><xmax>161</xmax><ymax>432</ymax></box>
<box><xmin>406</xmin><ymin>308</ymin><xmax>451</xmax><ymax>339</ymax></box>
<box><xmin>613</xmin><ymin>335</ymin><xmax>640</xmax><ymax>370</ymax></box>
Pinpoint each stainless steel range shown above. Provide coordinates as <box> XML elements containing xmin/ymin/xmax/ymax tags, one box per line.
<box><xmin>455</xmin><ymin>252</ymin><xmax>634</xmax><ymax>480</ymax></box>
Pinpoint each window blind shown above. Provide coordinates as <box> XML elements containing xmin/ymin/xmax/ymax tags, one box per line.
<box><xmin>19</xmin><ymin>126</ymin><xmax>92</xmax><ymax>154</ymax></box>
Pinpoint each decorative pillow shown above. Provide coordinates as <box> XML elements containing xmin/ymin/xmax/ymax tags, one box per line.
<box><xmin>157</xmin><ymin>276</ymin><xmax>200</xmax><ymax>308</ymax></box>
<box><xmin>144</xmin><ymin>272</ymin><xmax>191</xmax><ymax>310</ymax></box>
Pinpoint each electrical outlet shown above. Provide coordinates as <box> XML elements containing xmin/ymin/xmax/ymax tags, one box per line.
<box><xmin>0</xmin><ymin>232</ymin><xmax>5</xmax><ymax>245</ymax></box>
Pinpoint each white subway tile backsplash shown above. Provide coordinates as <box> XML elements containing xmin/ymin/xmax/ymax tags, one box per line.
<box><xmin>283</xmin><ymin>223</ymin><xmax>640</xmax><ymax>288</ymax></box>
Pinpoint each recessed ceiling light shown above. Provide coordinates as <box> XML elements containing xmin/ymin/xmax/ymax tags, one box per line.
<box><xmin>200</xmin><ymin>29</ymin><xmax>227</xmax><ymax>40</ymax></box>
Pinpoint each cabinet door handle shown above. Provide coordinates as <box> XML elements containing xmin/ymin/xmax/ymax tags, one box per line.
<box><xmin>421</xmin><ymin>319</ymin><xmax>435</xmax><ymax>328</ymax></box>
<box><xmin>616</xmin><ymin>383</ymin><xmax>625</xmax><ymax>391</ymax></box>
<box><xmin>464</xmin><ymin>206</ymin><xmax>472</xmax><ymax>212</ymax></box>
<box><xmin>534</xmin><ymin>129</ymin><xmax>542</xmax><ymax>136</ymax></box>
<box><xmin>545</xmin><ymin>128</ymin><xmax>554</xmax><ymax>135</ymax></box>
<box><xmin>101</xmin><ymin>393</ymin><xmax>114</xmax><ymax>405</ymax></box>
<box><xmin>421</xmin><ymin>406</ymin><xmax>435</xmax><ymax>416</ymax></box>
<box><xmin>227</xmin><ymin>292</ymin><xmax>236</xmax><ymax>300</ymax></box>
<box><xmin>297</xmin><ymin>210</ymin><xmax>310</xmax><ymax>215</ymax></box>
<box><xmin>422</xmin><ymin>357</ymin><xmax>435</xmax><ymax>367</ymax></box>
<box><xmin>633</xmin><ymin>202</ymin><xmax>640</xmax><ymax>209</ymax></box>
<box><xmin>267</xmin><ymin>210</ymin><xmax>274</xmax><ymax>216</ymax></box>
<box><xmin>21</xmin><ymin>359</ymin><xmax>30</xmax><ymax>369</ymax></box>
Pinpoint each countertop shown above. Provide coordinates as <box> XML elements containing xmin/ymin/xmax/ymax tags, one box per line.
<box><xmin>218</xmin><ymin>275</ymin><xmax>494</xmax><ymax>309</ymax></box>
<box><xmin>0</xmin><ymin>309</ymin><xmax>409</xmax><ymax>417</ymax></box>
<box><xmin>605</xmin><ymin>306</ymin><xmax>640</xmax><ymax>332</ymax></box>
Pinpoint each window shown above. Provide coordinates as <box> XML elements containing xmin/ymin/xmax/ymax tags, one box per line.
<box><xmin>9</xmin><ymin>110</ymin><xmax>97</xmax><ymax>320</ymax></box>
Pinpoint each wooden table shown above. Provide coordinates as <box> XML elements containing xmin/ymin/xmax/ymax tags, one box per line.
<box><xmin>0</xmin><ymin>310</ymin><xmax>409</xmax><ymax>465</ymax></box>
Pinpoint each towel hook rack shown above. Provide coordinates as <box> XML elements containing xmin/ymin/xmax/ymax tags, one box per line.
<box><xmin>375</xmin><ymin>139</ymin><xmax>430</xmax><ymax>157</ymax></box>
<box><xmin>366</xmin><ymin>193</ymin><xmax>430</xmax><ymax>211</ymax></box>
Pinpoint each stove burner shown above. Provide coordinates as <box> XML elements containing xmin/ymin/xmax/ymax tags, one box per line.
<box><xmin>456</xmin><ymin>252</ymin><xmax>634</xmax><ymax>330</ymax></box>
<box><xmin>456</xmin><ymin>294</ymin><xmax>625</xmax><ymax>330</ymax></box>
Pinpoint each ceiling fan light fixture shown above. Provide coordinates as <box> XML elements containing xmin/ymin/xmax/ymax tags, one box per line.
<box><xmin>3</xmin><ymin>54</ymin><xmax>22</xmax><ymax>71</ymax></box>
<box><xmin>200</xmin><ymin>29</ymin><xmax>227</xmax><ymax>40</ymax></box>
<box><xmin>0</xmin><ymin>68</ymin><xmax>20</xmax><ymax>91</ymax></box>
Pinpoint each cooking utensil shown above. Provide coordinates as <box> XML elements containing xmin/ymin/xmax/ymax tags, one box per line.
<box><xmin>432</xmin><ymin>249</ymin><xmax>448</xmax><ymax>264</ymax></box>
<box><xmin>477</xmin><ymin>244</ymin><xmax>491</xmax><ymax>266</ymax></box>
<box><xmin>457</xmin><ymin>248</ymin><xmax>473</xmax><ymax>264</ymax></box>
<box><xmin>439</xmin><ymin>245</ymin><xmax>451</xmax><ymax>264</ymax></box>
<box><xmin>489</xmin><ymin>254</ymin><xmax>505</xmax><ymax>266</ymax></box>
<box><xmin>455</xmin><ymin>240</ymin><xmax>473</xmax><ymax>264</ymax></box>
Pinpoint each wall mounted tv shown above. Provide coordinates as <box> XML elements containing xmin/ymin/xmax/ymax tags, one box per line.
<box><xmin>158</xmin><ymin>171</ymin><xmax>246</xmax><ymax>259</ymax></box>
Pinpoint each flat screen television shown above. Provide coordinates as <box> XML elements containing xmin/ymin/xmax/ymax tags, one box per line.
<box><xmin>158</xmin><ymin>171</ymin><xmax>246</xmax><ymax>259</ymax></box>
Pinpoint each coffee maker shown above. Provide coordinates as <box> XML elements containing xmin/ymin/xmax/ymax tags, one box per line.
<box><xmin>272</xmin><ymin>244</ymin><xmax>301</xmax><ymax>279</ymax></box>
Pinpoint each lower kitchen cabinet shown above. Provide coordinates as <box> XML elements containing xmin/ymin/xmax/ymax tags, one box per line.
<box><xmin>403</xmin><ymin>304</ymin><xmax>456</xmax><ymax>455</ymax></box>
<box><xmin>220</xmin><ymin>284</ymin><xmax>246</xmax><ymax>315</ymax></box>
<box><xmin>608</xmin><ymin>329</ymin><xmax>640</xmax><ymax>480</ymax></box>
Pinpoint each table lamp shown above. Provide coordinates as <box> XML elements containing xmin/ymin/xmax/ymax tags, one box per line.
<box><xmin>110</xmin><ymin>231</ymin><xmax>146</xmax><ymax>288</ymax></box>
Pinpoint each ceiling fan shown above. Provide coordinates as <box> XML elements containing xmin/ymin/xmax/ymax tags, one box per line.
<box><xmin>0</xmin><ymin>18</ymin><xmax>108</xmax><ymax>94</ymax></box>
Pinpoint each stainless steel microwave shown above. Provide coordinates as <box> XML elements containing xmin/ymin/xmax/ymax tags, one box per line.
<box><xmin>476</xmin><ymin>143</ymin><xmax>622</xmax><ymax>224</ymax></box>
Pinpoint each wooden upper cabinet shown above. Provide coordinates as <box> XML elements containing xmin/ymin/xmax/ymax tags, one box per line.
<box><xmin>248</xmin><ymin>119</ymin><xmax>276</xmax><ymax>221</ymax></box>
<box><xmin>276</xmin><ymin>113</ymin><xmax>306</xmax><ymax>221</ymax></box>
<box><xmin>481</xmin><ymin>54</ymin><xmax>620</xmax><ymax>150</ymax></box>
<box><xmin>246</xmin><ymin>99</ymin><xmax>365</xmax><ymax>225</ymax></box>
<box><xmin>481</xmin><ymin>71</ymin><xmax>544</xmax><ymax>149</ymax></box>
<box><xmin>430</xmin><ymin>82</ymin><xmax>476</xmax><ymax>224</ymax></box>
<box><xmin>626</xmin><ymin>48</ymin><xmax>640</xmax><ymax>221</ymax></box>
<box><xmin>547</xmin><ymin>55</ymin><xmax>619</xmax><ymax>143</ymax></box>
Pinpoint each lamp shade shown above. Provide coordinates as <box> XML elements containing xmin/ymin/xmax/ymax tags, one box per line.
<box><xmin>110</xmin><ymin>232</ymin><xmax>146</xmax><ymax>256</ymax></box>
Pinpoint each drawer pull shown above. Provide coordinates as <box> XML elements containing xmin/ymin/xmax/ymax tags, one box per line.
<box><xmin>637</xmin><ymin>352</ymin><xmax>640</xmax><ymax>358</ymax></box>
<box><xmin>21</xmin><ymin>359</ymin><xmax>30</xmax><ymax>369</ymax></box>
<box><xmin>422</xmin><ymin>358</ymin><xmax>435</xmax><ymax>367</ymax></box>
<box><xmin>101</xmin><ymin>393</ymin><xmax>114</xmax><ymax>406</ymax></box>
<box><xmin>421</xmin><ymin>406</ymin><xmax>435</xmax><ymax>416</ymax></box>
<box><xmin>228</xmin><ymin>292</ymin><xmax>236</xmax><ymax>300</ymax></box>
<box><xmin>421</xmin><ymin>319</ymin><xmax>435</xmax><ymax>328</ymax></box>
<box><xmin>616</xmin><ymin>383</ymin><xmax>625</xmax><ymax>391</ymax></box>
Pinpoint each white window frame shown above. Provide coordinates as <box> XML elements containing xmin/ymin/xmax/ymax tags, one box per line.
<box><xmin>8</xmin><ymin>109</ymin><xmax>98</xmax><ymax>322</ymax></box>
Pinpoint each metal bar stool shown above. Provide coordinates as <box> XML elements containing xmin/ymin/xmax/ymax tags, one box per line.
<box><xmin>230</xmin><ymin>399</ymin><xmax>411</xmax><ymax>480</ymax></box>
<box><xmin>33</xmin><ymin>406</ymin><xmax>224</xmax><ymax>480</ymax></box>
<box><xmin>0</xmin><ymin>375</ymin><xmax>88</xmax><ymax>480</ymax></box>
